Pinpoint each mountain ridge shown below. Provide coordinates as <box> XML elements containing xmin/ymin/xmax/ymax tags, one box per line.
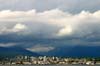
<box><xmin>0</xmin><ymin>46</ymin><xmax>41</xmax><ymax>58</ymax></box>
<box><xmin>41</xmin><ymin>46</ymin><xmax>100</xmax><ymax>57</ymax></box>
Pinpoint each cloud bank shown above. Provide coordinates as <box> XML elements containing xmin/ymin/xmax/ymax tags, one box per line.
<box><xmin>0</xmin><ymin>9</ymin><xmax>100</xmax><ymax>52</ymax></box>
<box><xmin>0</xmin><ymin>9</ymin><xmax>100</xmax><ymax>37</ymax></box>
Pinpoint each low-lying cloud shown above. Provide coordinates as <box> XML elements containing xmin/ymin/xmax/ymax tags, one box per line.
<box><xmin>27</xmin><ymin>44</ymin><xmax>55</xmax><ymax>52</ymax></box>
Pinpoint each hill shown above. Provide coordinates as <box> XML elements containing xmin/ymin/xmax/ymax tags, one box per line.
<box><xmin>0</xmin><ymin>47</ymin><xmax>41</xmax><ymax>58</ymax></box>
<box><xmin>41</xmin><ymin>46</ymin><xmax>100</xmax><ymax>57</ymax></box>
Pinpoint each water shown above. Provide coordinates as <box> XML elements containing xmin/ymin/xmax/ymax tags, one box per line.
<box><xmin>0</xmin><ymin>65</ymin><xmax>99</xmax><ymax>66</ymax></box>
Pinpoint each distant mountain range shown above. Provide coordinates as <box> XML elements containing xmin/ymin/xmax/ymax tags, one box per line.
<box><xmin>0</xmin><ymin>46</ymin><xmax>100</xmax><ymax>58</ymax></box>
<box><xmin>41</xmin><ymin>46</ymin><xmax>100</xmax><ymax>57</ymax></box>
<box><xmin>0</xmin><ymin>47</ymin><xmax>41</xmax><ymax>58</ymax></box>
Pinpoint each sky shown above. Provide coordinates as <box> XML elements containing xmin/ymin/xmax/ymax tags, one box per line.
<box><xmin>0</xmin><ymin>0</ymin><xmax>100</xmax><ymax>52</ymax></box>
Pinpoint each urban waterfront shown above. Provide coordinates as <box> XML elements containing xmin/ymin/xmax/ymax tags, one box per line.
<box><xmin>1</xmin><ymin>56</ymin><xmax>100</xmax><ymax>66</ymax></box>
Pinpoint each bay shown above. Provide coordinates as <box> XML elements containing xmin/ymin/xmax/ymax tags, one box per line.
<box><xmin>0</xmin><ymin>65</ymin><xmax>99</xmax><ymax>66</ymax></box>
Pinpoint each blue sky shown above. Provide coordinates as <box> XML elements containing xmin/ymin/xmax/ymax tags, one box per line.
<box><xmin>0</xmin><ymin>0</ymin><xmax>100</xmax><ymax>52</ymax></box>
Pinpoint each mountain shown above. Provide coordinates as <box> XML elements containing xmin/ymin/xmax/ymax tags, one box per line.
<box><xmin>1</xmin><ymin>46</ymin><xmax>100</xmax><ymax>58</ymax></box>
<box><xmin>0</xmin><ymin>47</ymin><xmax>41</xmax><ymax>58</ymax></box>
<box><xmin>41</xmin><ymin>46</ymin><xmax>100</xmax><ymax>57</ymax></box>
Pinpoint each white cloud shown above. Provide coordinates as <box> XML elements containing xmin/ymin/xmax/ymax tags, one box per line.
<box><xmin>13</xmin><ymin>23</ymin><xmax>27</xmax><ymax>32</ymax></box>
<box><xmin>57</xmin><ymin>25</ymin><xmax>73</xmax><ymax>37</ymax></box>
<box><xmin>0</xmin><ymin>23</ymin><xmax>27</xmax><ymax>34</ymax></box>
<box><xmin>0</xmin><ymin>9</ymin><xmax>100</xmax><ymax>47</ymax></box>
<box><xmin>27</xmin><ymin>45</ymin><xmax>55</xmax><ymax>52</ymax></box>
<box><xmin>0</xmin><ymin>9</ymin><xmax>100</xmax><ymax>38</ymax></box>
<box><xmin>0</xmin><ymin>43</ymin><xmax>16</xmax><ymax>47</ymax></box>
